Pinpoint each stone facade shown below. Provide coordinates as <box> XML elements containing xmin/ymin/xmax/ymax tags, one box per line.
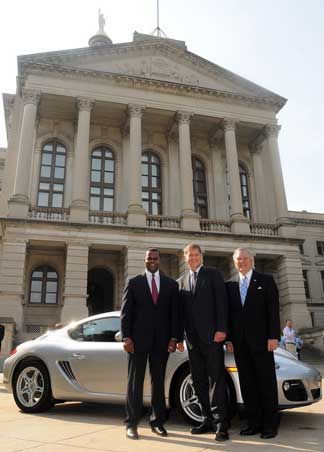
<box><xmin>0</xmin><ymin>30</ymin><xmax>323</xmax><ymax>354</ymax></box>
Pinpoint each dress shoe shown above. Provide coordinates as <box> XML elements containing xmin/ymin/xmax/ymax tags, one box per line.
<box><xmin>240</xmin><ymin>425</ymin><xmax>260</xmax><ymax>436</ymax></box>
<box><xmin>260</xmin><ymin>430</ymin><xmax>277</xmax><ymax>439</ymax></box>
<box><xmin>126</xmin><ymin>426</ymin><xmax>139</xmax><ymax>439</ymax></box>
<box><xmin>215</xmin><ymin>422</ymin><xmax>229</xmax><ymax>442</ymax></box>
<box><xmin>151</xmin><ymin>425</ymin><xmax>168</xmax><ymax>437</ymax></box>
<box><xmin>191</xmin><ymin>419</ymin><xmax>214</xmax><ymax>434</ymax></box>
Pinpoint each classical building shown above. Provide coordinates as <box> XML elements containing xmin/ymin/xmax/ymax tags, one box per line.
<box><xmin>1</xmin><ymin>20</ymin><xmax>324</xmax><ymax>353</ymax></box>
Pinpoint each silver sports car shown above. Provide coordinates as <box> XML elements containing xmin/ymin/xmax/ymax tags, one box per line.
<box><xmin>3</xmin><ymin>311</ymin><xmax>322</xmax><ymax>424</ymax></box>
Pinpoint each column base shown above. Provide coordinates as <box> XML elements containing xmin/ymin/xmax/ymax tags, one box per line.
<box><xmin>8</xmin><ymin>197</ymin><xmax>29</xmax><ymax>218</ymax></box>
<box><xmin>180</xmin><ymin>211</ymin><xmax>200</xmax><ymax>231</ymax></box>
<box><xmin>127</xmin><ymin>205</ymin><xmax>147</xmax><ymax>227</ymax></box>
<box><xmin>230</xmin><ymin>215</ymin><xmax>250</xmax><ymax>234</ymax></box>
<box><xmin>70</xmin><ymin>206</ymin><xmax>89</xmax><ymax>223</ymax></box>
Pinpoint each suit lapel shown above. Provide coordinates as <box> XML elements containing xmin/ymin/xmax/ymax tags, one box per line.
<box><xmin>243</xmin><ymin>270</ymin><xmax>258</xmax><ymax>307</ymax></box>
<box><xmin>142</xmin><ymin>273</ymin><xmax>154</xmax><ymax>304</ymax></box>
<box><xmin>157</xmin><ymin>273</ymin><xmax>166</xmax><ymax>304</ymax></box>
<box><xmin>193</xmin><ymin>266</ymin><xmax>205</xmax><ymax>297</ymax></box>
<box><xmin>232</xmin><ymin>276</ymin><xmax>242</xmax><ymax>309</ymax></box>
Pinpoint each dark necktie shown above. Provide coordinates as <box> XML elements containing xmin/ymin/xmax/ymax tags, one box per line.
<box><xmin>151</xmin><ymin>273</ymin><xmax>158</xmax><ymax>304</ymax></box>
<box><xmin>191</xmin><ymin>271</ymin><xmax>198</xmax><ymax>293</ymax></box>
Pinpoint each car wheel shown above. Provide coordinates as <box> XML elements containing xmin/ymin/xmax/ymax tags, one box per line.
<box><xmin>13</xmin><ymin>361</ymin><xmax>54</xmax><ymax>413</ymax></box>
<box><xmin>174</xmin><ymin>367</ymin><xmax>237</xmax><ymax>425</ymax></box>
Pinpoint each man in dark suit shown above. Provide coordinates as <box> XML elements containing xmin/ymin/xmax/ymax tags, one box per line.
<box><xmin>177</xmin><ymin>243</ymin><xmax>229</xmax><ymax>442</ymax></box>
<box><xmin>226</xmin><ymin>248</ymin><xmax>280</xmax><ymax>439</ymax></box>
<box><xmin>121</xmin><ymin>248</ymin><xmax>179</xmax><ymax>440</ymax></box>
<box><xmin>0</xmin><ymin>324</ymin><xmax>4</xmax><ymax>352</ymax></box>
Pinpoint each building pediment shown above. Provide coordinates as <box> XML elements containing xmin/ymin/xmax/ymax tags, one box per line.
<box><xmin>18</xmin><ymin>38</ymin><xmax>286</xmax><ymax>110</ymax></box>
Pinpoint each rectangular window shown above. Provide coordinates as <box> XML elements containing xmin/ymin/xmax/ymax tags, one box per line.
<box><xmin>321</xmin><ymin>271</ymin><xmax>324</xmax><ymax>295</ymax></box>
<box><xmin>317</xmin><ymin>241</ymin><xmax>324</xmax><ymax>256</ymax></box>
<box><xmin>302</xmin><ymin>270</ymin><xmax>310</xmax><ymax>299</ymax></box>
<box><xmin>298</xmin><ymin>243</ymin><xmax>304</xmax><ymax>255</ymax></box>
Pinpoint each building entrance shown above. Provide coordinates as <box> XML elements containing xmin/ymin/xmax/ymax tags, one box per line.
<box><xmin>87</xmin><ymin>268</ymin><xmax>114</xmax><ymax>315</ymax></box>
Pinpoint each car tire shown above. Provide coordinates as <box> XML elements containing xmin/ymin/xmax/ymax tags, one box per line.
<box><xmin>13</xmin><ymin>360</ymin><xmax>54</xmax><ymax>413</ymax></box>
<box><xmin>174</xmin><ymin>367</ymin><xmax>237</xmax><ymax>425</ymax></box>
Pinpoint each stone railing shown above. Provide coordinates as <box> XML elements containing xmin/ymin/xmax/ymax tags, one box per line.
<box><xmin>200</xmin><ymin>219</ymin><xmax>231</xmax><ymax>233</ymax></box>
<box><xmin>146</xmin><ymin>215</ymin><xmax>181</xmax><ymax>229</ymax></box>
<box><xmin>250</xmin><ymin>223</ymin><xmax>279</xmax><ymax>236</ymax></box>
<box><xmin>29</xmin><ymin>206</ymin><xmax>70</xmax><ymax>221</ymax></box>
<box><xmin>89</xmin><ymin>211</ymin><xmax>127</xmax><ymax>225</ymax></box>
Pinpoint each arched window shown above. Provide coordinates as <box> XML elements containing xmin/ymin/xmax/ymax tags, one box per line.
<box><xmin>90</xmin><ymin>147</ymin><xmax>115</xmax><ymax>212</ymax></box>
<box><xmin>239</xmin><ymin>164</ymin><xmax>251</xmax><ymax>219</ymax></box>
<box><xmin>29</xmin><ymin>266</ymin><xmax>58</xmax><ymax>304</ymax></box>
<box><xmin>141</xmin><ymin>151</ymin><xmax>162</xmax><ymax>215</ymax></box>
<box><xmin>37</xmin><ymin>140</ymin><xmax>66</xmax><ymax>208</ymax></box>
<box><xmin>192</xmin><ymin>157</ymin><xmax>208</xmax><ymax>218</ymax></box>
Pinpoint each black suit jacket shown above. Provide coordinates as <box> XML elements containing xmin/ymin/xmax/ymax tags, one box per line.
<box><xmin>121</xmin><ymin>272</ymin><xmax>179</xmax><ymax>353</ymax></box>
<box><xmin>226</xmin><ymin>270</ymin><xmax>281</xmax><ymax>352</ymax></box>
<box><xmin>0</xmin><ymin>324</ymin><xmax>4</xmax><ymax>342</ymax></box>
<box><xmin>178</xmin><ymin>266</ymin><xmax>228</xmax><ymax>345</ymax></box>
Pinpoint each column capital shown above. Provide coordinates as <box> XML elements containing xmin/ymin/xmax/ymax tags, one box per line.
<box><xmin>176</xmin><ymin>110</ymin><xmax>194</xmax><ymax>125</ymax></box>
<box><xmin>22</xmin><ymin>89</ymin><xmax>40</xmax><ymax>106</ymax></box>
<box><xmin>249</xmin><ymin>133</ymin><xmax>266</xmax><ymax>154</ymax></box>
<box><xmin>128</xmin><ymin>104</ymin><xmax>145</xmax><ymax>118</ymax></box>
<box><xmin>223</xmin><ymin>118</ymin><xmax>238</xmax><ymax>132</ymax></box>
<box><xmin>76</xmin><ymin>97</ymin><xmax>95</xmax><ymax>112</ymax></box>
<box><xmin>264</xmin><ymin>124</ymin><xmax>281</xmax><ymax>138</ymax></box>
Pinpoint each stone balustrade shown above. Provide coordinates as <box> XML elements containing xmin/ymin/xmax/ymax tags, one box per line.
<box><xmin>29</xmin><ymin>207</ymin><xmax>70</xmax><ymax>221</ymax></box>
<box><xmin>146</xmin><ymin>215</ymin><xmax>181</xmax><ymax>229</ymax></box>
<box><xmin>250</xmin><ymin>222</ymin><xmax>279</xmax><ymax>236</ymax></box>
<box><xmin>89</xmin><ymin>211</ymin><xmax>127</xmax><ymax>225</ymax></box>
<box><xmin>200</xmin><ymin>219</ymin><xmax>231</xmax><ymax>233</ymax></box>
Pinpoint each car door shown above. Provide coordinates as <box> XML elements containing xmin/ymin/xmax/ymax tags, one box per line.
<box><xmin>67</xmin><ymin>316</ymin><xmax>127</xmax><ymax>395</ymax></box>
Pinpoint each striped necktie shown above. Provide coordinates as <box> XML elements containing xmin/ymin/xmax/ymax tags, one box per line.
<box><xmin>240</xmin><ymin>276</ymin><xmax>248</xmax><ymax>306</ymax></box>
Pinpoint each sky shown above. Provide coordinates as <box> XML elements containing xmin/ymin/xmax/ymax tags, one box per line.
<box><xmin>0</xmin><ymin>0</ymin><xmax>323</xmax><ymax>213</ymax></box>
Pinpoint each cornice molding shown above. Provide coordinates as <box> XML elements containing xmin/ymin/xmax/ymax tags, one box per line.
<box><xmin>19</xmin><ymin>62</ymin><xmax>286</xmax><ymax>111</ymax></box>
<box><xmin>17</xmin><ymin>40</ymin><xmax>287</xmax><ymax>109</ymax></box>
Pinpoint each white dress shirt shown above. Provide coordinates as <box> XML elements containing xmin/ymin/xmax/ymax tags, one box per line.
<box><xmin>145</xmin><ymin>269</ymin><xmax>160</xmax><ymax>293</ymax></box>
<box><xmin>189</xmin><ymin>265</ymin><xmax>202</xmax><ymax>291</ymax></box>
<box><xmin>239</xmin><ymin>269</ymin><xmax>253</xmax><ymax>289</ymax></box>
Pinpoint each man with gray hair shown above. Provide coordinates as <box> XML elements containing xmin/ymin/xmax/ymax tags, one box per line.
<box><xmin>226</xmin><ymin>248</ymin><xmax>280</xmax><ymax>439</ymax></box>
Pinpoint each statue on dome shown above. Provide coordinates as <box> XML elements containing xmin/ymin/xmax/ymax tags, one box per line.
<box><xmin>98</xmin><ymin>9</ymin><xmax>106</xmax><ymax>33</ymax></box>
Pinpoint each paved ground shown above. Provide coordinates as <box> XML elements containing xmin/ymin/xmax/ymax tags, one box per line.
<box><xmin>0</xmin><ymin>373</ymin><xmax>324</xmax><ymax>452</ymax></box>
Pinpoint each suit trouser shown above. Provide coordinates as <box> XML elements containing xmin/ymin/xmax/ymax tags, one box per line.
<box><xmin>188</xmin><ymin>339</ymin><xmax>228</xmax><ymax>423</ymax></box>
<box><xmin>233</xmin><ymin>339</ymin><xmax>278</xmax><ymax>430</ymax></box>
<box><xmin>125</xmin><ymin>349</ymin><xmax>169</xmax><ymax>427</ymax></box>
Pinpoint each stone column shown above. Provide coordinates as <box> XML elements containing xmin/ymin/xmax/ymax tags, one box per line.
<box><xmin>61</xmin><ymin>242</ymin><xmax>89</xmax><ymax>324</ymax></box>
<box><xmin>223</xmin><ymin>119</ymin><xmax>250</xmax><ymax>234</ymax></box>
<box><xmin>0</xmin><ymin>240</ymin><xmax>27</xmax><ymax>342</ymax></box>
<box><xmin>30</xmin><ymin>148</ymin><xmax>42</xmax><ymax>206</ymax></box>
<box><xmin>9</xmin><ymin>90</ymin><xmax>40</xmax><ymax>218</ymax></box>
<box><xmin>167</xmin><ymin>136</ymin><xmax>181</xmax><ymax>217</ymax></box>
<box><xmin>124</xmin><ymin>247</ymin><xmax>145</xmax><ymax>282</ymax></box>
<box><xmin>277</xmin><ymin>253</ymin><xmax>312</xmax><ymax>329</ymax></box>
<box><xmin>250</xmin><ymin>141</ymin><xmax>268</xmax><ymax>223</ymax></box>
<box><xmin>264</xmin><ymin>125</ymin><xmax>294</xmax><ymax>237</ymax></box>
<box><xmin>70</xmin><ymin>98</ymin><xmax>95</xmax><ymax>222</ymax></box>
<box><xmin>127</xmin><ymin>104</ymin><xmax>146</xmax><ymax>227</ymax></box>
<box><xmin>177</xmin><ymin>111</ymin><xmax>200</xmax><ymax>231</ymax></box>
<box><xmin>209</xmin><ymin>130</ymin><xmax>229</xmax><ymax>220</ymax></box>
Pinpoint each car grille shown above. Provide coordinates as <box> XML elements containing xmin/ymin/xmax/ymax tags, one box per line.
<box><xmin>311</xmin><ymin>388</ymin><xmax>321</xmax><ymax>400</ymax></box>
<box><xmin>58</xmin><ymin>361</ymin><xmax>78</xmax><ymax>383</ymax></box>
<box><xmin>283</xmin><ymin>380</ymin><xmax>308</xmax><ymax>402</ymax></box>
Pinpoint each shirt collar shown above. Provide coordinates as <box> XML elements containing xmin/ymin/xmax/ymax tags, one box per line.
<box><xmin>189</xmin><ymin>265</ymin><xmax>202</xmax><ymax>277</ymax></box>
<box><xmin>145</xmin><ymin>269</ymin><xmax>160</xmax><ymax>278</ymax></box>
<box><xmin>239</xmin><ymin>269</ymin><xmax>253</xmax><ymax>284</ymax></box>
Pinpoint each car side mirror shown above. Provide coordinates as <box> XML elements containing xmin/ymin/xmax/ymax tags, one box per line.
<box><xmin>115</xmin><ymin>331</ymin><xmax>122</xmax><ymax>342</ymax></box>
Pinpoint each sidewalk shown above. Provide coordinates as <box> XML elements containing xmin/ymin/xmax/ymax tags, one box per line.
<box><xmin>1</xmin><ymin>373</ymin><xmax>324</xmax><ymax>452</ymax></box>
